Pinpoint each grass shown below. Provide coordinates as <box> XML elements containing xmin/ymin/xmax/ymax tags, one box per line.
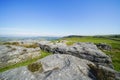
<box><xmin>3</xmin><ymin>42</ymin><xmax>20</xmax><ymax>46</ymax></box>
<box><xmin>104</xmin><ymin>51</ymin><xmax>120</xmax><ymax>71</ymax></box>
<box><xmin>22</xmin><ymin>43</ymin><xmax>39</xmax><ymax>48</ymax></box>
<box><xmin>0</xmin><ymin>50</ymin><xmax>52</xmax><ymax>72</ymax></box>
<box><xmin>58</xmin><ymin>36</ymin><xmax>120</xmax><ymax>71</ymax></box>
<box><xmin>60</xmin><ymin>37</ymin><xmax>118</xmax><ymax>45</ymax></box>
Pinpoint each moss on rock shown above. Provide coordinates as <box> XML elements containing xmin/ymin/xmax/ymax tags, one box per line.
<box><xmin>27</xmin><ymin>62</ymin><xmax>43</xmax><ymax>72</ymax></box>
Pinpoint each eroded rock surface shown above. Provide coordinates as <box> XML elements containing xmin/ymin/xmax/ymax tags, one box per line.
<box><xmin>0</xmin><ymin>41</ymin><xmax>120</xmax><ymax>80</ymax></box>
<box><xmin>0</xmin><ymin>54</ymin><xmax>119</xmax><ymax>80</ymax></box>
<box><xmin>96</xmin><ymin>43</ymin><xmax>112</xmax><ymax>51</ymax></box>
<box><xmin>39</xmin><ymin>41</ymin><xmax>113</xmax><ymax>68</ymax></box>
<box><xmin>0</xmin><ymin>45</ymin><xmax>40</xmax><ymax>68</ymax></box>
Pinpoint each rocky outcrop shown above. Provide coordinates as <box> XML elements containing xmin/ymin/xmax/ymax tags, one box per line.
<box><xmin>0</xmin><ymin>54</ymin><xmax>119</xmax><ymax>80</ymax></box>
<box><xmin>0</xmin><ymin>45</ymin><xmax>40</xmax><ymax>68</ymax></box>
<box><xmin>96</xmin><ymin>43</ymin><xmax>112</xmax><ymax>51</ymax></box>
<box><xmin>39</xmin><ymin>41</ymin><xmax>113</xmax><ymax>68</ymax></box>
<box><xmin>0</xmin><ymin>41</ymin><xmax>119</xmax><ymax>80</ymax></box>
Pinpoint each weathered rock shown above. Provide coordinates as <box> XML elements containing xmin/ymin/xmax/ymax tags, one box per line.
<box><xmin>88</xmin><ymin>64</ymin><xmax>120</xmax><ymax>80</ymax></box>
<box><xmin>39</xmin><ymin>41</ymin><xmax>67</xmax><ymax>53</ymax></box>
<box><xmin>39</xmin><ymin>41</ymin><xmax>113</xmax><ymax>68</ymax></box>
<box><xmin>0</xmin><ymin>41</ymin><xmax>119</xmax><ymax>80</ymax></box>
<box><xmin>96</xmin><ymin>43</ymin><xmax>112</xmax><ymax>51</ymax></box>
<box><xmin>0</xmin><ymin>45</ymin><xmax>40</xmax><ymax>68</ymax></box>
<box><xmin>0</xmin><ymin>54</ymin><xmax>119</xmax><ymax>80</ymax></box>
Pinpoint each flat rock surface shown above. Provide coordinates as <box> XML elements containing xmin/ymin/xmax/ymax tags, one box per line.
<box><xmin>0</xmin><ymin>54</ymin><xmax>97</xmax><ymax>80</ymax></box>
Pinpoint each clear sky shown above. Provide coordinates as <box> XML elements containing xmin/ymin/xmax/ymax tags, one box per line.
<box><xmin>0</xmin><ymin>0</ymin><xmax>120</xmax><ymax>37</ymax></box>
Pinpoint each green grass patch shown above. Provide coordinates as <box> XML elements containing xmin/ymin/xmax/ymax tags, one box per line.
<box><xmin>62</xmin><ymin>37</ymin><xmax>118</xmax><ymax>44</ymax></box>
<box><xmin>0</xmin><ymin>50</ymin><xmax>52</xmax><ymax>72</ymax></box>
<box><xmin>104</xmin><ymin>51</ymin><xmax>120</xmax><ymax>71</ymax></box>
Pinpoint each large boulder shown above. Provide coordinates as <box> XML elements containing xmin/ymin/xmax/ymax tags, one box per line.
<box><xmin>39</xmin><ymin>42</ymin><xmax>113</xmax><ymax>68</ymax></box>
<box><xmin>0</xmin><ymin>54</ymin><xmax>118</xmax><ymax>80</ymax></box>
<box><xmin>96</xmin><ymin>43</ymin><xmax>112</xmax><ymax>51</ymax></box>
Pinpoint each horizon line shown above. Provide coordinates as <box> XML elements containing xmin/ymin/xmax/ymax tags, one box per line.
<box><xmin>0</xmin><ymin>34</ymin><xmax>120</xmax><ymax>38</ymax></box>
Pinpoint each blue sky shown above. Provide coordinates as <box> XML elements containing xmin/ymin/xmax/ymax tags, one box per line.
<box><xmin>0</xmin><ymin>0</ymin><xmax>120</xmax><ymax>37</ymax></box>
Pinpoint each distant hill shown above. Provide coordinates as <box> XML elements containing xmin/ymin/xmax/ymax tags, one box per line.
<box><xmin>62</xmin><ymin>34</ymin><xmax>120</xmax><ymax>41</ymax></box>
<box><xmin>0</xmin><ymin>36</ymin><xmax>60</xmax><ymax>42</ymax></box>
<box><xmin>63</xmin><ymin>35</ymin><xmax>87</xmax><ymax>38</ymax></box>
<box><xmin>63</xmin><ymin>34</ymin><xmax>120</xmax><ymax>38</ymax></box>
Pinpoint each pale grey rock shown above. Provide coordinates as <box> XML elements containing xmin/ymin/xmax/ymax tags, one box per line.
<box><xmin>0</xmin><ymin>45</ymin><xmax>40</xmax><ymax>68</ymax></box>
<box><xmin>0</xmin><ymin>54</ymin><xmax>96</xmax><ymax>80</ymax></box>
<box><xmin>70</xmin><ymin>43</ymin><xmax>112</xmax><ymax>67</ymax></box>
<box><xmin>0</xmin><ymin>54</ymin><xmax>119</xmax><ymax>80</ymax></box>
<box><xmin>39</xmin><ymin>42</ymin><xmax>113</xmax><ymax>68</ymax></box>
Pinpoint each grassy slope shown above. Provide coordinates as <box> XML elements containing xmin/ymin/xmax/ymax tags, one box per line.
<box><xmin>58</xmin><ymin>36</ymin><xmax>120</xmax><ymax>71</ymax></box>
